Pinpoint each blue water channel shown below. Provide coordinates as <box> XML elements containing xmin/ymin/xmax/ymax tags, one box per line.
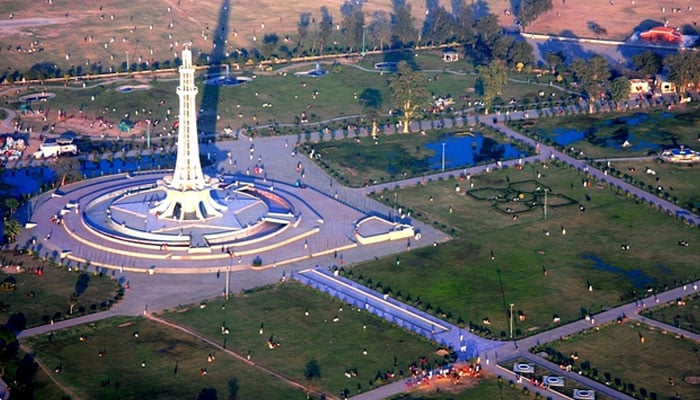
<box><xmin>424</xmin><ymin>133</ymin><xmax>524</xmax><ymax>170</ymax></box>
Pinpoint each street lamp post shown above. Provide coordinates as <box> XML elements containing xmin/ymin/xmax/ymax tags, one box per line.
<box><xmin>361</xmin><ymin>25</ymin><xmax>367</xmax><ymax>57</ymax></box>
<box><xmin>226</xmin><ymin>262</ymin><xmax>231</xmax><ymax>300</ymax></box>
<box><xmin>509</xmin><ymin>303</ymin><xmax>515</xmax><ymax>339</ymax></box>
<box><xmin>393</xmin><ymin>191</ymin><xmax>398</xmax><ymax>222</ymax></box>
<box><xmin>441</xmin><ymin>142</ymin><xmax>446</xmax><ymax>172</ymax></box>
<box><xmin>145</xmin><ymin>119</ymin><xmax>151</xmax><ymax>150</ymax></box>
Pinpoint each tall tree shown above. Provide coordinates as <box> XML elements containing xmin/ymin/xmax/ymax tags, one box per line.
<box><xmin>631</xmin><ymin>51</ymin><xmax>663</xmax><ymax>78</ymax></box>
<box><xmin>260</xmin><ymin>34</ymin><xmax>279</xmax><ymax>59</ymax></box>
<box><xmin>318</xmin><ymin>7</ymin><xmax>334</xmax><ymax>53</ymax></box>
<box><xmin>570</xmin><ymin>55</ymin><xmax>610</xmax><ymax>113</ymax></box>
<box><xmin>341</xmin><ymin>1</ymin><xmax>365</xmax><ymax>52</ymax></box>
<box><xmin>544</xmin><ymin>51</ymin><xmax>566</xmax><ymax>73</ymax></box>
<box><xmin>304</xmin><ymin>359</ymin><xmax>321</xmax><ymax>380</ymax></box>
<box><xmin>455</xmin><ymin>1</ymin><xmax>477</xmax><ymax>49</ymax></box>
<box><xmin>610</xmin><ymin>76</ymin><xmax>631</xmax><ymax>110</ymax></box>
<box><xmin>507</xmin><ymin>40</ymin><xmax>535</xmax><ymax>69</ymax></box>
<box><xmin>369</xmin><ymin>11</ymin><xmax>392</xmax><ymax>51</ymax></box>
<box><xmin>476</xmin><ymin>60</ymin><xmax>508</xmax><ymax>114</ymax></box>
<box><xmin>664</xmin><ymin>52</ymin><xmax>700</xmax><ymax>95</ymax></box>
<box><xmin>359</xmin><ymin>88</ymin><xmax>384</xmax><ymax>138</ymax></box>
<box><xmin>297</xmin><ymin>13</ymin><xmax>312</xmax><ymax>51</ymax></box>
<box><xmin>2</xmin><ymin>218</ymin><xmax>21</xmax><ymax>243</ymax></box>
<box><xmin>391</xmin><ymin>0</ymin><xmax>418</xmax><ymax>46</ymax></box>
<box><xmin>389</xmin><ymin>61</ymin><xmax>429</xmax><ymax>133</ymax></box>
<box><xmin>422</xmin><ymin>4</ymin><xmax>457</xmax><ymax>45</ymax></box>
<box><xmin>4</xmin><ymin>198</ymin><xmax>20</xmax><ymax>215</ymax></box>
<box><xmin>518</xmin><ymin>0</ymin><xmax>553</xmax><ymax>28</ymax></box>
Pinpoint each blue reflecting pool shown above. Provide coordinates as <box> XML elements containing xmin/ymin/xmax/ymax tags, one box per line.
<box><xmin>424</xmin><ymin>133</ymin><xmax>524</xmax><ymax>170</ymax></box>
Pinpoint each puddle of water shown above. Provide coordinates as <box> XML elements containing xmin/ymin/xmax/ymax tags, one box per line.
<box><xmin>582</xmin><ymin>253</ymin><xmax>656</xmax><ymax>289</ymax></box>
<box><xmin>549</xmin><ymin>128</ymin><xmax>585</xmax><ymax>146</ymax></box>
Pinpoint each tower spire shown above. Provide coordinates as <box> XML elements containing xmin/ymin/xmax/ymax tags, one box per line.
<box><xmin>150</xmin><ymin>46</ymin><xmax>226</xmax><ymax>220</ymax></box>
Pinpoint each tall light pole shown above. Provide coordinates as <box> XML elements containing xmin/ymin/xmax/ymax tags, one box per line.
<box><xmin>226</xmin><ymin>260</ymin><xmax>231</xmax><ymax>300</ymax></box>
<box><xmin>393</xmin><ymin>191</ymin><xmax>398</xmax><ymax>222</ymax></box>
<box><xmin>509</xmin><ymin>303</ymin><xmax>515</xmax><ymax>339</ymax></box>
<box><xmin>441</xmin><ymin>142</ymin><xmax>446</xmax><ymax>172</ymax></box>
<box><xmin>361</xmin><ymin>25</ymin><xmax>367</xmax><ymax>57</ymax></box>
<box><xmin>125</xmin><ymin>51</ymin><xmax>129</xmax><ymax>72</ymax></box>
<box><xmin>145</xmin><ymin>118</ymin><xmax>151</xmax><ymax>150</ymax></box>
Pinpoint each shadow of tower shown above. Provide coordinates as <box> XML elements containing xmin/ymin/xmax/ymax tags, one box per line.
<box><xmin>198</xmin><ymin>0</ymin><xmax>231</xmax><ymax>137</ymax></box>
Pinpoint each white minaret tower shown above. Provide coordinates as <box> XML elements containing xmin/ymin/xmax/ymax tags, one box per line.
<box><xmin>151</xmin><ymin>46</ymin><xmax>226</xmax><ymax>220</ymax></box>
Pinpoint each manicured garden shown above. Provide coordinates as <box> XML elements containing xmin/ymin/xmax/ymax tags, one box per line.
<box><xmin>510</xmin><ymin>107</ymin><xmax>700</xmax><ymax>159</ymax></box>
<box><xmin>337</xmin><ymin>162</ymin><xmax>699</xmax><ymax>338</ymax></box>
<box><xmin>533</xmin><ymin>321</ymin><xmax>700</xmax><ymax>400</ymax></box>
<box><xmin>12</xmin><ymin>51</ymin><xmax>579</xmax><ymax>145</ymax></box>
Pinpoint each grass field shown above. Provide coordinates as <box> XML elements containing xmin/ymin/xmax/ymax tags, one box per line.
<box><xmin>642</xmin><ymin>293</ymin><xmax>700</xmax><ymax>334</ymax></box>
<box><xmin>24</xmin><ymin>316</ymin><xmax>310</xmax><ymax>400</ymax></box>
<box><xmin>0</xmin><ymin>251</ymin><xmax>123</xmax><ymax>328</ymax></box>
<box><xmin>339</xmin><ymin>163</ymin><xmax>700</xmax><ymax>338</ymax></box>
<box><xmin>160</xmin><ymin>282</ymin><xmax>446</xmax><ymax>397</ymax></box>
<box><xmin>10</xmin><ymin>53</ymin><xmax>567</xmax><ymax>141</ymax></box>
<box><xmin>537</xmin><ymin>321</ymin><xmax>700</xmax><ymax>400</ymax></box>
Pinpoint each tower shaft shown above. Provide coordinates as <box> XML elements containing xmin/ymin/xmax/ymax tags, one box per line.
<box><xmin>171</xmin><ymin>48</ymin><xmax>207</xmax><ymax>190</ymax></box>
<box><xmin>150</xmin><ymin>46</ymin><xmax>226</xmax><ymax>221</ymax></box>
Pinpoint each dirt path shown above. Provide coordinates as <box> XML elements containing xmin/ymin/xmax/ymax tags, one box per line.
<box><xmin>20</xmin><ymin>343</ymin><xmax>83</xmax><ymax>400</ymax></box>
<box><xmin>144</xmin><ymin>313</ymin><xmax>336</xmax><ymax>400</ymax></box>
<box><xmin>0</xmin><ymin>17</ymin><xmax>76</xmax><ymax>35</ymax></box>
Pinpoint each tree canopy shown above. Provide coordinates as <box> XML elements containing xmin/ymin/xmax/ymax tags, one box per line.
<box><xmin>664</xmin><ymin>52</ymin><xmax>700</xmax><ymax>94</ymax></box>
<box><xmin>389</xmin><ymin>61</ymin><xmax>429</xmax><ymax>133</ymax></box>
<box><xmin>570</xmin><ymin>55</ymin><xmax>611</xmax><ymax>113</ymax></box>
<box><xmin>477</xmin><ymin>60</ymin><xmax>508</xmax><ymax>114</ymax></box>
<box><xmin>518</xmin><ymin>0</ymin><xmax>554</xmax><ymax>27</ymax></box>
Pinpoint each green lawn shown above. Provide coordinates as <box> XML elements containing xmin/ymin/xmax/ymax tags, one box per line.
<box><xmin>604</xmin><ymin>159</ymin><xmax>700</xmax><ymax>215</ymax></box>
<box><xmin>13</xmin><ymin>51</ymin><xmax>578</xmax><ymax>141</ymax></box>
<box><xmin>642</xmin><ymin>293</ymin><xmax>700</xmax><ymax>335</ymax></box>
<box><xmin>536</xmin><ymin>321</ymin><xmax>700</xmax><ymax>400</ymax></box>
<box><xmin>161</xmin><ymin>282</ymin><xmax>448</xmax><ymax>397</ymax></box>
<box><xmin>0</xmin><ymin>251</ymin><xmax>123</xmax><ymax>328</ymax></box>
<box><xmin>340</xmin><ymin>163</ymin><xmax>700</xmax><ymax>338</ymax></box>
<box><xmin>24</xmin><ymin>316</ymin><xmax>309</xmax><ymax>400</ymax></box>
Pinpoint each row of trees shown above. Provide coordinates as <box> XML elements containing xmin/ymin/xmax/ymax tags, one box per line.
<box><xmin>386</xmin><ymin>48</ymin><xmax>700</xmax><ymax>132</ymax></box>
<box><xmin>5</xmin><ymin>0</ymin><xmax>544</xmax><ymax>84</ymax></box>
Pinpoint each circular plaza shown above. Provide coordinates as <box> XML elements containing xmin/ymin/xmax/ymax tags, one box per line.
<box><xmin>21</xmin><ymin>167</ymin><xmax>415</xmax><ymax>274</ymax></box>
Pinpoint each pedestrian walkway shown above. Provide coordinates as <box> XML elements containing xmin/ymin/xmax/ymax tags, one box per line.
<box><xmin>294</xmin><ymin>267</ymin><xmax>502</xmax><ymax>360</ymax></box>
